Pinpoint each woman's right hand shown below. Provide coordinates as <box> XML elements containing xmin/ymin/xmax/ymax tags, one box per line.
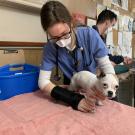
<box><xmin>77</xmin><ymin>97</ymin><xmax>96</xmax><ymax>113</ymax></box>
<box><xmin>77</xmin><ymin>88</ymin><xmax>106</xmax><ymax>113</ymax></box>
<box><xmin>86</xmin><ymin>87</ymin><xmax>106</xmax><ymax>102</ymax></box>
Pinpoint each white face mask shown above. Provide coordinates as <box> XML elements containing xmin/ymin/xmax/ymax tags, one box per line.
<box><xmin>56</xmin><ymin>36</ymin><xmax>71</xmax><ymax>48</ymax></box>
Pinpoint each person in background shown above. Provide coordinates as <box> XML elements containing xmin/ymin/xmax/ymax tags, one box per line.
<box><xmin>38</xmin><ymin>1</ymin><xmax>115</xmax><ymax>112</ymax></box>
<box><xmin>92</xmin><ymin>9</ymin><xmax>132</xmax><ymax>66</ymax></box>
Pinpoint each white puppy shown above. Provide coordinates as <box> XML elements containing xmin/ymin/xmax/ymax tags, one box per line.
<box><xmin>69</xmin><ymin>71</ymin><xmax>119</xmax><ymax>105</ymax></box>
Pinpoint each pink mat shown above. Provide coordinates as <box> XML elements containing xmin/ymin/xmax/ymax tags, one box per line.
<box><xmin>0</xmin><ymin>91</ymin><xmax>135</xmax><ymax>135</ymax></box>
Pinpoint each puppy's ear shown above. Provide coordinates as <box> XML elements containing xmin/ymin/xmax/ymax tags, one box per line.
<box><xmin>97</xmin><ymin>71</ymin><xmax>106</xmax><ymax>78</ymax></box>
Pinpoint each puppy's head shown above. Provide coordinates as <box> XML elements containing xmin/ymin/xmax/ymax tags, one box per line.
<box><xmin>97</xmin><ymin>73</ymin><xmax>119</xmax><ymax>99</ymax></box>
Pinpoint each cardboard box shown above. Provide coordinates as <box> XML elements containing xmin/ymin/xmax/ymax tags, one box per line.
<box><xmin>0</xmin><ymin>49</ymin><xmax>25</xmax><ymax>66</ymax></box>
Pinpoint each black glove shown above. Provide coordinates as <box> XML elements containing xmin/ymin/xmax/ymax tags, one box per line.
<box><xmin>51</xmin><ymin>86</ymin><xmax>84</xmax><ymax>110</ymax></box>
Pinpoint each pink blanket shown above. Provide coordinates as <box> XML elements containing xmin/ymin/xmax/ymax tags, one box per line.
<box><xmin>0</xmin><ymin>91</ymin><xmax>135</xmax><ymax>135</ymax></box>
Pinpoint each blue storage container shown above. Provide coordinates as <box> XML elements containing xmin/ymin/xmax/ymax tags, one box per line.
<box><xmin>0</xmin><ymin>64</ymin><xmax>39</xmax><ymax>100</ymax></box>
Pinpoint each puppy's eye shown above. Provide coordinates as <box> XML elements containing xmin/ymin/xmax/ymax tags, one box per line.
<box><xmin>103</xmin><ymin>83</ymin><xmax>108</xmax><ymax>88</ymax></box>
<box><xmin>115</xmin><ymin>85</ymin><xmax>119</xmax><ymax>89</ymax></box>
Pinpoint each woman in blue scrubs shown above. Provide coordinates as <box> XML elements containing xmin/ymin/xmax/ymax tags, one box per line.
<box><xmin>38</xmin><ymin>1</ymin><xmax>115</xmax><ymax>112</ymax></box>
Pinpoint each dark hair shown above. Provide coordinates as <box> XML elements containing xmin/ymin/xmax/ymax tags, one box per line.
<box><xmin>40</xmin><ymin>1</ymin><xmax>72</xmax><ymax>31</ymax></box>
<box><xmin>97</xmin><ymin>9</ymin><xmax>117</xmax><ymax>24</ymax></box>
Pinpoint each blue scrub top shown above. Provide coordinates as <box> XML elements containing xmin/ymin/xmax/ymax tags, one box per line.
<box><xmin>41</xmin><ymin>27</ymin><xmax>108</xmax><ymax>79</ymax></box>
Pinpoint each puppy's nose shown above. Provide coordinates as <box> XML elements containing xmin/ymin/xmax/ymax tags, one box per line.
<box><xmin>108</xmin><ymin>91</ymin><xmax>113</xmax><ymax>97</ymax></box>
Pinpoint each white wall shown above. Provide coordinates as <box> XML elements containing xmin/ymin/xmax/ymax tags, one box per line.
<box><xmin>0</xmin><ymin>5</ymin><xmax>46</xmax><ymax>42</ymax></box>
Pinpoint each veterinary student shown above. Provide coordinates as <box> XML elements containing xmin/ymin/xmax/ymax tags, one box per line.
<box><xmin>38</xmin><ymin>1</ymin><xmax>115</xmax><ymax>112</ymax></box>
<box><xmin>92</xmin><ymin>9</ymin><xmax>132</xmax><ymax>66</ymax></box>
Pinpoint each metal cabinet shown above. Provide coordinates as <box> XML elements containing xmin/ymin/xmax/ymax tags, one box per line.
<box><xmin>117</xmin><ymin>75</ymin><xmax>134</xmax><ymax>106</ymax></box>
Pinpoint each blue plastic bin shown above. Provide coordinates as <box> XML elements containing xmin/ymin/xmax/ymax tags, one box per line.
<box><xmin>0</xmin><ymin>64</ymin><xmax>39</xmax><ymax>100</ymax></box>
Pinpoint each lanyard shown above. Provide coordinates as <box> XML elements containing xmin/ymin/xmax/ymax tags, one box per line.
<box><xmin>75</xmin><ymin>34</ymin><xmax>90</xmax><ymax>69</ymax></box>
<box><xmin>54</xmin><ymin>33</ymin><xmax>90</xmax><ymax>80</ymax></box>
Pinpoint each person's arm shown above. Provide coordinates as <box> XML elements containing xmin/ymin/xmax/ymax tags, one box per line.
<box><xmin>40</xmin><ymin>39</ymin><xmax>104</xmax><ymax>112</ymax></box>
<box><xmin>108</xmin><ymin>54</ymin><xmax>133</xmax><ymax>65</ymax></box>
<box><xmin>40</xmin><ymin>45</ymin><xmax>88</xmax><ymax>110</ymax></box>
<box><xmin>108</xmin><ymin>54</ymin><xmax>124</xmax><ymax>64</ymax></box>
<box><xmin>96</xmin><ymin>56</ymin><xmax>115</xmax><ymax>74</ymax></box>
<box><xmin>90</xmin><ymin>28</ymin><xmax>115</xmax><ymax>74</ymax></box>
<box><xmin>38</xmin><ymin>70</ymin><xmax>105</xmax><ymax>112</ymax></box>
